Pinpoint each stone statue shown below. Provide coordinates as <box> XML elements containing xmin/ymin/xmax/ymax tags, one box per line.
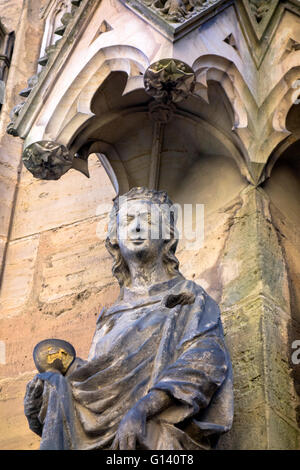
<box><xmin>24</xmin><ymin>187</ymin><xmax>233</xmax><ymax>450</ymax></box>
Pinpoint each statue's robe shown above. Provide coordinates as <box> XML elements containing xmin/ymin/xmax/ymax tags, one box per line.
<box><xmin>33</xmin><ymin>276</ymin><xmax>233</xmax><ymax>450</ymax></box>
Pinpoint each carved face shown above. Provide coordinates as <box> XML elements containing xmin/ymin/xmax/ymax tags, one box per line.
<box><xmin>117</xmin><ymin>200</ymin><xmax>166</xmax><ymax>263</ymax></box>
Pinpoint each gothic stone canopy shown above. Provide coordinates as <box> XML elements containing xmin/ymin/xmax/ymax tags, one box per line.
<box><xmin>7</xmin><ymin>0</ymin><xmax>300</xmax><ymax>191</ymax></box>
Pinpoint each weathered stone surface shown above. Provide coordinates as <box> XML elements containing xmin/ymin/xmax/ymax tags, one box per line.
<box><xmin>0</xmin><ymin>282</ymin><xmax>118</xmax><ymax>379</ymax></box>
<box><xmin>0</xmin><ymin>235</ymin><xmax>40</xmax><ymax>318</ymax></box>
<box><xmin>220</xmin><ymin>294</ymin><xmax>299</xmax><ymax>448</ymax></box>
<box><xmin>219</xmin><ymin>186</ymin><xmax>299</xmax><ymax>449</ymax></box>
<box><xmin>221</xmin><ymin>187</ymin><xmax>290</xmax><ymax>310</ymax></box>
<box><xmin>0</xmin><ymin>236</ymin><xmax>6</xmax><ymax>269</ymax></box>
<box><xmin>267</xmin><ymin>202</ymin><xmax>300</xmax><ymax>427</ymax></box>
<box><xmin>11</xmin><ymin>156</ymin><xmax>115</xmax><ymax>239</ymax></box>
<box><xmin>38</xmin><ymin>218</ymin><xmax>114</xmax><ymax>303</ymax></box>
<box><xmin>0</xmin><ymin>0</ymin><xmax>23</xmax><ymax>32</ymax></box>
<box><xmin>177</xmin><ymin>203</ymin><xmax>241</xmax><ymax>303</ymax></box>
<box><xmin>0</xmin><ymin>373</ymin><xmax>41</xmax><ymax>449</ymax></box>
<box><xmin>267</xmin><ymin>409</ymin><xmax>300</xmax><ymax>450</ymax></box>
<box><xmin>0</xmin><ymin>0</ymin><xmax>54</xmax><ymax>371</ymax></box>
<box><xmin>0</xmin><ymin>176</ymin><xmax>17</xmax><ymax>238</ymax></box>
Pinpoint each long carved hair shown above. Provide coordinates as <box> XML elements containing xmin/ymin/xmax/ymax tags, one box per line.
<box><xmin>105</xmin><ymin>187</ymin><xmax>181</xmax><ymax>288</ymax></box>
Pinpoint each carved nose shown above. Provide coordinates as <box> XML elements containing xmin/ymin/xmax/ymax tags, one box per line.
<box><xmin>135</xmin><ymin>218</ymin><xmax>141</xmax><ymax>232</ymax></box>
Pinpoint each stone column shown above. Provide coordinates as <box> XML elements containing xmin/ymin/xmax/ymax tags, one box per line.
<box><xmin>219</xmin><ymin>185</ymin><xmax>300</xmax><ymax>449</ymax></box>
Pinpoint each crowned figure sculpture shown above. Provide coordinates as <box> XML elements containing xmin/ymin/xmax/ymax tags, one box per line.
<box><xmin>24</xmin><ymin>187</ymin><xmax>233</xmax><ymax>450</ymax></box>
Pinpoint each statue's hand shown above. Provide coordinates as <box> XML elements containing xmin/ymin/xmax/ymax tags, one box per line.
<box><xmin>111</xmin><ymin>404</ymin><xmax>147</xmax><ymax>450</ymax></box>
<box><xmin>24</xmin><ymin>375</ymin><xmax>44</xmax><ymax>436</ymax></box>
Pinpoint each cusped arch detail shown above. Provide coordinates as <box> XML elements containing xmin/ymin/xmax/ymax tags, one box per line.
<box><xmin>25</xmin><ymin>44</ymin><xmax>149</xmax><ymax>148</ymax></box>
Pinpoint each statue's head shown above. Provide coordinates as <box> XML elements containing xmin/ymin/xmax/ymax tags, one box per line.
<box><xmin>105</xmin><ymin>187</ymin><xmax>180</xmax><ymax>287</ymax></box>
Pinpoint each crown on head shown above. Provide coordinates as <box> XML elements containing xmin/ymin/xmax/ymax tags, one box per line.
<box><xmin>113</xmin><ymin>187</ymin><xmax>174</xmax><ymax>211</ymax></box>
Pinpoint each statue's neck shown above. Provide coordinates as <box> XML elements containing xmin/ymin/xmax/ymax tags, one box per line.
<box><xmin>127</xmin><ymin>258</ymin><xmax>172</xmax><ymax>292</ymax></box>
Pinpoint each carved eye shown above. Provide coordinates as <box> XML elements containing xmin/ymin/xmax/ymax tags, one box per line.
<box><xmin>126</xmin><ymin>215</ymin><xmax>135</xmax><ymax>223</ymax></box>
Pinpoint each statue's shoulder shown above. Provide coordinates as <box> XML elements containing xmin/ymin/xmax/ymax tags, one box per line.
<box><xmin>177</xmin><ymin>277</ymin><xmax>221</xmax><ymax>314</ymax></box>
<box><xmin>176</xmin><ymin>277</ymin><xmax>213</xmax><ymax>301</ymax></box>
